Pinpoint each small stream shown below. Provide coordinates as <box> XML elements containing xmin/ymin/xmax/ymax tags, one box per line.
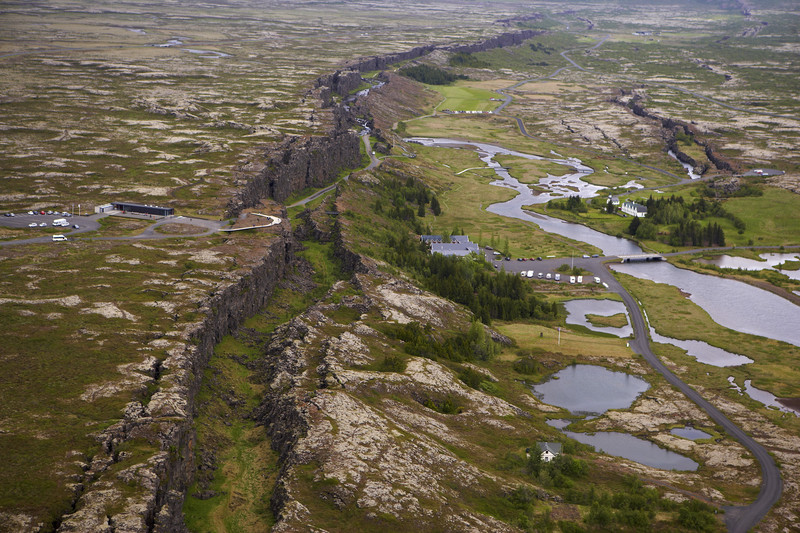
<box><xmin>668</xmin><ymin>150</ymin><xmax>702</xmax><ymax>180</ymax></box>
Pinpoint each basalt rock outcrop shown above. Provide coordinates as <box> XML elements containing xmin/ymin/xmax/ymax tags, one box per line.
<box><xmin>227</xmin><ymin>123</ymin><xmax>362</xmax><ymax>216</ymax></box>
<box><xmin>56</xmin><ymin>224</ymin><xmax>294</xmax><ymax>533</ymax></box>
<box><xmin>613</xmin><ymin>92</ymin><xmax>741</xmax><ymax>175</ymax></box>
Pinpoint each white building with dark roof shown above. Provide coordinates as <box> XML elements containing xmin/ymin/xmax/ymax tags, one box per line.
<box><xmin>621</xmin><ymin>201</ymin><xmax>647</xmax><ymax>218</ymax></box>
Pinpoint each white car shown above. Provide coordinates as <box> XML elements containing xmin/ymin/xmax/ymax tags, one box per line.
<box><xmin>39</xmin><ymin>222</ymin><xmax>47</xmax><ymax>227</ymax></box>
<box><xmin>546</xmin><ymin>273</ymin><xmax>552</xmax><ymax>280</ymax></box>
<box><xmin>27</xmin><ymin>211</ymin><xmax>34</xmax><ymax>215</ymax></box>
<box><xmin>594</xmin><ymin>277</ymin><xmax>601</xmax><ymax>284</ymax></box>
<box><xmin>526</xmin><ymin>270</ymin><xmax>534</xmax><ymax>278</ymax></box>
<box><xmin>28</xmin><ymin>222</ymin><xmax>37</xmax><ymax>227</ymax></box>
<box><xmin>554</xmin><ymin>273</ymin><xmax>561</xmax><ymax>281</ymax></box>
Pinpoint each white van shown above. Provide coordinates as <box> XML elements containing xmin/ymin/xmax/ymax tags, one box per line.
<box><xmin>577</xmin><ymin>276</ymin><xmax>583</xmax><ymax>283</ymax></box>
<box><xmin>554</xmin><ymin>273</ymin><xmax>561</xmax><ymax>281</ymax></box>
<box><xmin>53</xmin><ymin>218</ymin><xmax>68</xmax><ymax>227</ymax></box>
<box><xmin>52</xmin><ymin>234</ymin><xmax>67</xmax><ymax>241</ymax></box>
<box><xmin>569</xmin><ymin>276</ymin><xmax>575</xmax><ymax>284</ymax></box>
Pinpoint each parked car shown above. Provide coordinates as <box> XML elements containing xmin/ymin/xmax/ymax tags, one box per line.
<box><xmin>554</xmin><ymin>273</ymin><xmax>561</xmax><ymax>281</ymax></box>
<box><xmin>27</xmin><ymin>211</ymin><xmax>34</xmax><ymax>215</ymax></box>
<box><xmin>536</xmin><ymin>257</ymin><xmax>542</xmax><ymax>261</ymax></box>
<box><xmin>28</xmin><ymin>222</ymin><xmax>37</xmax><ymax>227</ymax></box>
<box><xmin>73</xmin><ymin>224</ymin><xmax>80</xmax><ymax>229</ymax></box>
<box><xmin>538</xmin><ymin>272</ymin><xmax>543</xmax><ymax>278</ymax></box>
<box><xmin>594</xmin><ymin>277</ymin><xmax>601</xmax><ymax>284</ymax></box>
<box><xmin>39</xmin><ymin>210</ymin><xmax>45</xmax><ymax>215</ymax></box>
<box><xmin>592</xmin><ymin>254</ymin><xmax>599</xmax><ymax>258</ymax></box>
<box><xmin>39</xmin><ymin>222</ymin><xmax>47</xmax><ymax>227</ymax></box>
<box><xmin>582</xmin><ymin>254</ymin><xmax>590</xmax><ymax>258</ymax></box>
<box><xmin>546</xmin><ymin>273</ymin><xmax>552</xmax><ymax>280</ymax></box>
<box><xmin>569</xmin><ymin>276</ymin><xmax>575</xmax><ymax>284</ymax></box>
<box><xmin>577</xmin><ymin>276</ymin><xmax>583</xmax><ymax>283</ymax></box>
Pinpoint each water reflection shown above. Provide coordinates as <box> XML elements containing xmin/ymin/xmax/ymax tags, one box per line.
<box><xmin>612</xmin><ymin>261</ymin><xmax>800</xmax><ymax>347</ymax></box>
<box><xmin>546</xmin><ymin>420</ymin><xmax>699</xmax><ymax>471</ymax></box>
<box><xmin>670</xmin><ymin>426</ymin><xmax>712</xmax><ymax>440</ymax></box>
<box><xmin>564</xmin><ymin>299</ymin><xmax>632</xmax><ymax>337</ymax></box>
<box><xmin>696</xmin><ymin>253</ymin><xmax>800</xmax><ymax>281</ymax></box>
<box><xmin>531</xmin><ymin>364</ymin><xmax>649</xmax><ymax>415</ymax></box>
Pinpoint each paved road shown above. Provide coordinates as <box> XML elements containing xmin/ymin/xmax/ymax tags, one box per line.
<box><xmin>602</xmin><ymin>262</ymin><xmax>783</xmax><ymax>533</ymax></box>
<box><xmin>483</xmin><ymin>240</ymin><xmax>787</xmax><ymax>530</ymax></box>
<box><xmin>0</xmin><ymin>212</ymin><xmax>224</xmax><ymax>247</ymax></box>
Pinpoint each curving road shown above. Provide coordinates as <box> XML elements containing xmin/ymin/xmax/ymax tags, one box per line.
<box><xmin>469</xmin><ymin>33</ymin><xmax>786</xmax><ymax>526</ymax></box>
<box><xmin>602</xmin><ymin>263</ymin><xmax>783</xmax><ymax>533</ymax></box>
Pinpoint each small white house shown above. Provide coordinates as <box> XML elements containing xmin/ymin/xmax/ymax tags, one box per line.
<box><xmin>621</xmin><ymin>201</ymin><xmax>647</xmax><ymax>218</ymax></box>
<box><xmin>529</xmin><ymin>442</ymin><xmax>562</xmax><ymax>462</ymax></box>
<box><xmin>608</xmin><ymin>195</ymin><xmax>620</xmax><ymax>207</ymax></box>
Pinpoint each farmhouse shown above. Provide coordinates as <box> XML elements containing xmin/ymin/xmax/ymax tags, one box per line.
<box><xmin>534</xmin><ymin>442</ymin><xmax>562</xmax><ymax>462</ymax></box>
<box><xmin>621</xmin><ymin>200</ymin><xmax>647</xmax><ymax>218</ymax></box>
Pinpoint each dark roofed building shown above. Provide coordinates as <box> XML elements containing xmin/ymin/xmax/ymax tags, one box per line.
<box><xmin>112</xmin><ymin>202</ymin><xmax>174</xmax><ymax>217</ymax></box>
<box><xmin>419</xmin><ymin>235</ymin><xmax>443</xmax><ymax>243</ymax></box>
<box><xmin>430</xmin><ymin>242</ymin><xmax>480</xmax><ymax>257</ymax></box>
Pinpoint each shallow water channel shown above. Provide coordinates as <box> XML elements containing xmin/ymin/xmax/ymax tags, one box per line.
<box><xmin>533</xmin><ymin>365</ymin><xmax>699</xmax><ymax>471</ymax></box>
<box><xmin>695</xmin><ymin>253</ymin><xmax>800</xmax><ymax>281</ymax></box>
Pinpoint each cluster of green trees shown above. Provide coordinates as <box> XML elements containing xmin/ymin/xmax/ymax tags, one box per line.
<box><xmin>426</xmin><ymin>252</ymin><xmax>559</xmax><ymax>323</ymax></box>
<box><xmin>529</xmin><ymin>42</ymin><xmax>554</xmax><ymax>54</ymax></box>
<box><xmin>548</xmin><ymin>195</ymin><xmax>588</xmax><ymax>214</ymax></box>
<box><xmin>374</xmin><ymin>176</ymin><xmax>441</xmax><ymax>224</ymax></box>
<box><xmin>398</xmin><ymin>63</ymin><xmax>467</xmax><ymax>85</ymax></box>
<box><xmin>367</xmin><ymin>171</ymin><xmax>558</xmax><ymax>324</ymax></box>
<box><xmin>448</xmin><ymin>52</ymin><xmax>490</xmax><ymax>68</ymax></box>
<box><xmin>567</xmin><ymin>476</ymin><xmax>718</xmax><ymax>532</ymax></box>
<box><xmin>527</xmin><ymin>446</ymin><xmax>589</xmax><ymax>489</ymax></box>
<box><xmin>623</xmin><ymin>195</ymin><xmax>741</xmax><ymax>246</ymax></box>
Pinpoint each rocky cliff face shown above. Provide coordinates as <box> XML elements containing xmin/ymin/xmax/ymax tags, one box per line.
<box><xmin>56</xmin><ymin>226</ymin><xmax>294</xmax><ymax>533</ymax></box>
<box><xmin>227</xmin><ymin>126</ymin><xmax>361</xmax><ymax>216</ymax></box>
<box><xmin>615</xmin><ymin>94</ymin><xmax>741</xmax><ymax>175</ymax></box>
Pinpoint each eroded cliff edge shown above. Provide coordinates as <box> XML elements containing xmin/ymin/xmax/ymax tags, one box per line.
<box><xmin>55</xmin><ymin>27</ymin><xmax>544</xmax><ymax>532</ymax></box>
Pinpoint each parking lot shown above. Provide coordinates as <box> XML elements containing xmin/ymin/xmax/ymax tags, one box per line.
<box><xmin>2</xmin><ymin>210</ymin><xmax>95</xmax><ymax>231</ymax></box>
<box><xmin>481</xmin><ymin>247</ymin><xmax>607</xmax><ymax>286</ymax></box>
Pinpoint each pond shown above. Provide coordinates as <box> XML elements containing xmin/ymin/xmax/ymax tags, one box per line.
<box><xmin>547</xmin><ymin>419</ymin><xmax>699</xmax><ymax>471</ymax></box>
<box><xmin>564</xmin><ymin>299</ymin><xmax>632</xmax><ymax>338</ymax></box>
<box><xmin>531</xmin><ymin>364</ymin><xmax>649</xmax><ymax>416</ymax></box>
<box><xmin>729</xmin><ymin>376</ymin><xmax>800</xmax><ymax>416</ymax></box>
<box><xmin>671</xmin><ymin>426</ymin><xmax>712</xmax><ymax>440</ymax></box>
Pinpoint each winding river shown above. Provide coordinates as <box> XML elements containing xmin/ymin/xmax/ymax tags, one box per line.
<box><xmin>408</xmin><ymin>136</ymin><xmax>800</xmax><ymax>348</ymax></box>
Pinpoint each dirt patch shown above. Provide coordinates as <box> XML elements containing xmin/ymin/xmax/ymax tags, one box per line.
<box><xmin>155</xmin><ymin>223</ymin><xmax>206</xmax><ymax>235</ymax></box>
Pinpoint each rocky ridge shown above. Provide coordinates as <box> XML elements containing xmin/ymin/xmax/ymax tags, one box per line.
<box><xmin>254</xmin><ymin>266</ymin><xmax>530</xmax><ymax>532</ymax></box>
<box><xmin>56</xmin><ymin>223</ymin><xmax>293</xmax><ymax>533</ymax></box>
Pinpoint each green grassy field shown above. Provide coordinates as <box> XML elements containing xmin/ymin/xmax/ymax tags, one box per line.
<box><xmin>429</xmin><ymin>82</ymin><xmax>501</xmax><ymax>112</ymax></box>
